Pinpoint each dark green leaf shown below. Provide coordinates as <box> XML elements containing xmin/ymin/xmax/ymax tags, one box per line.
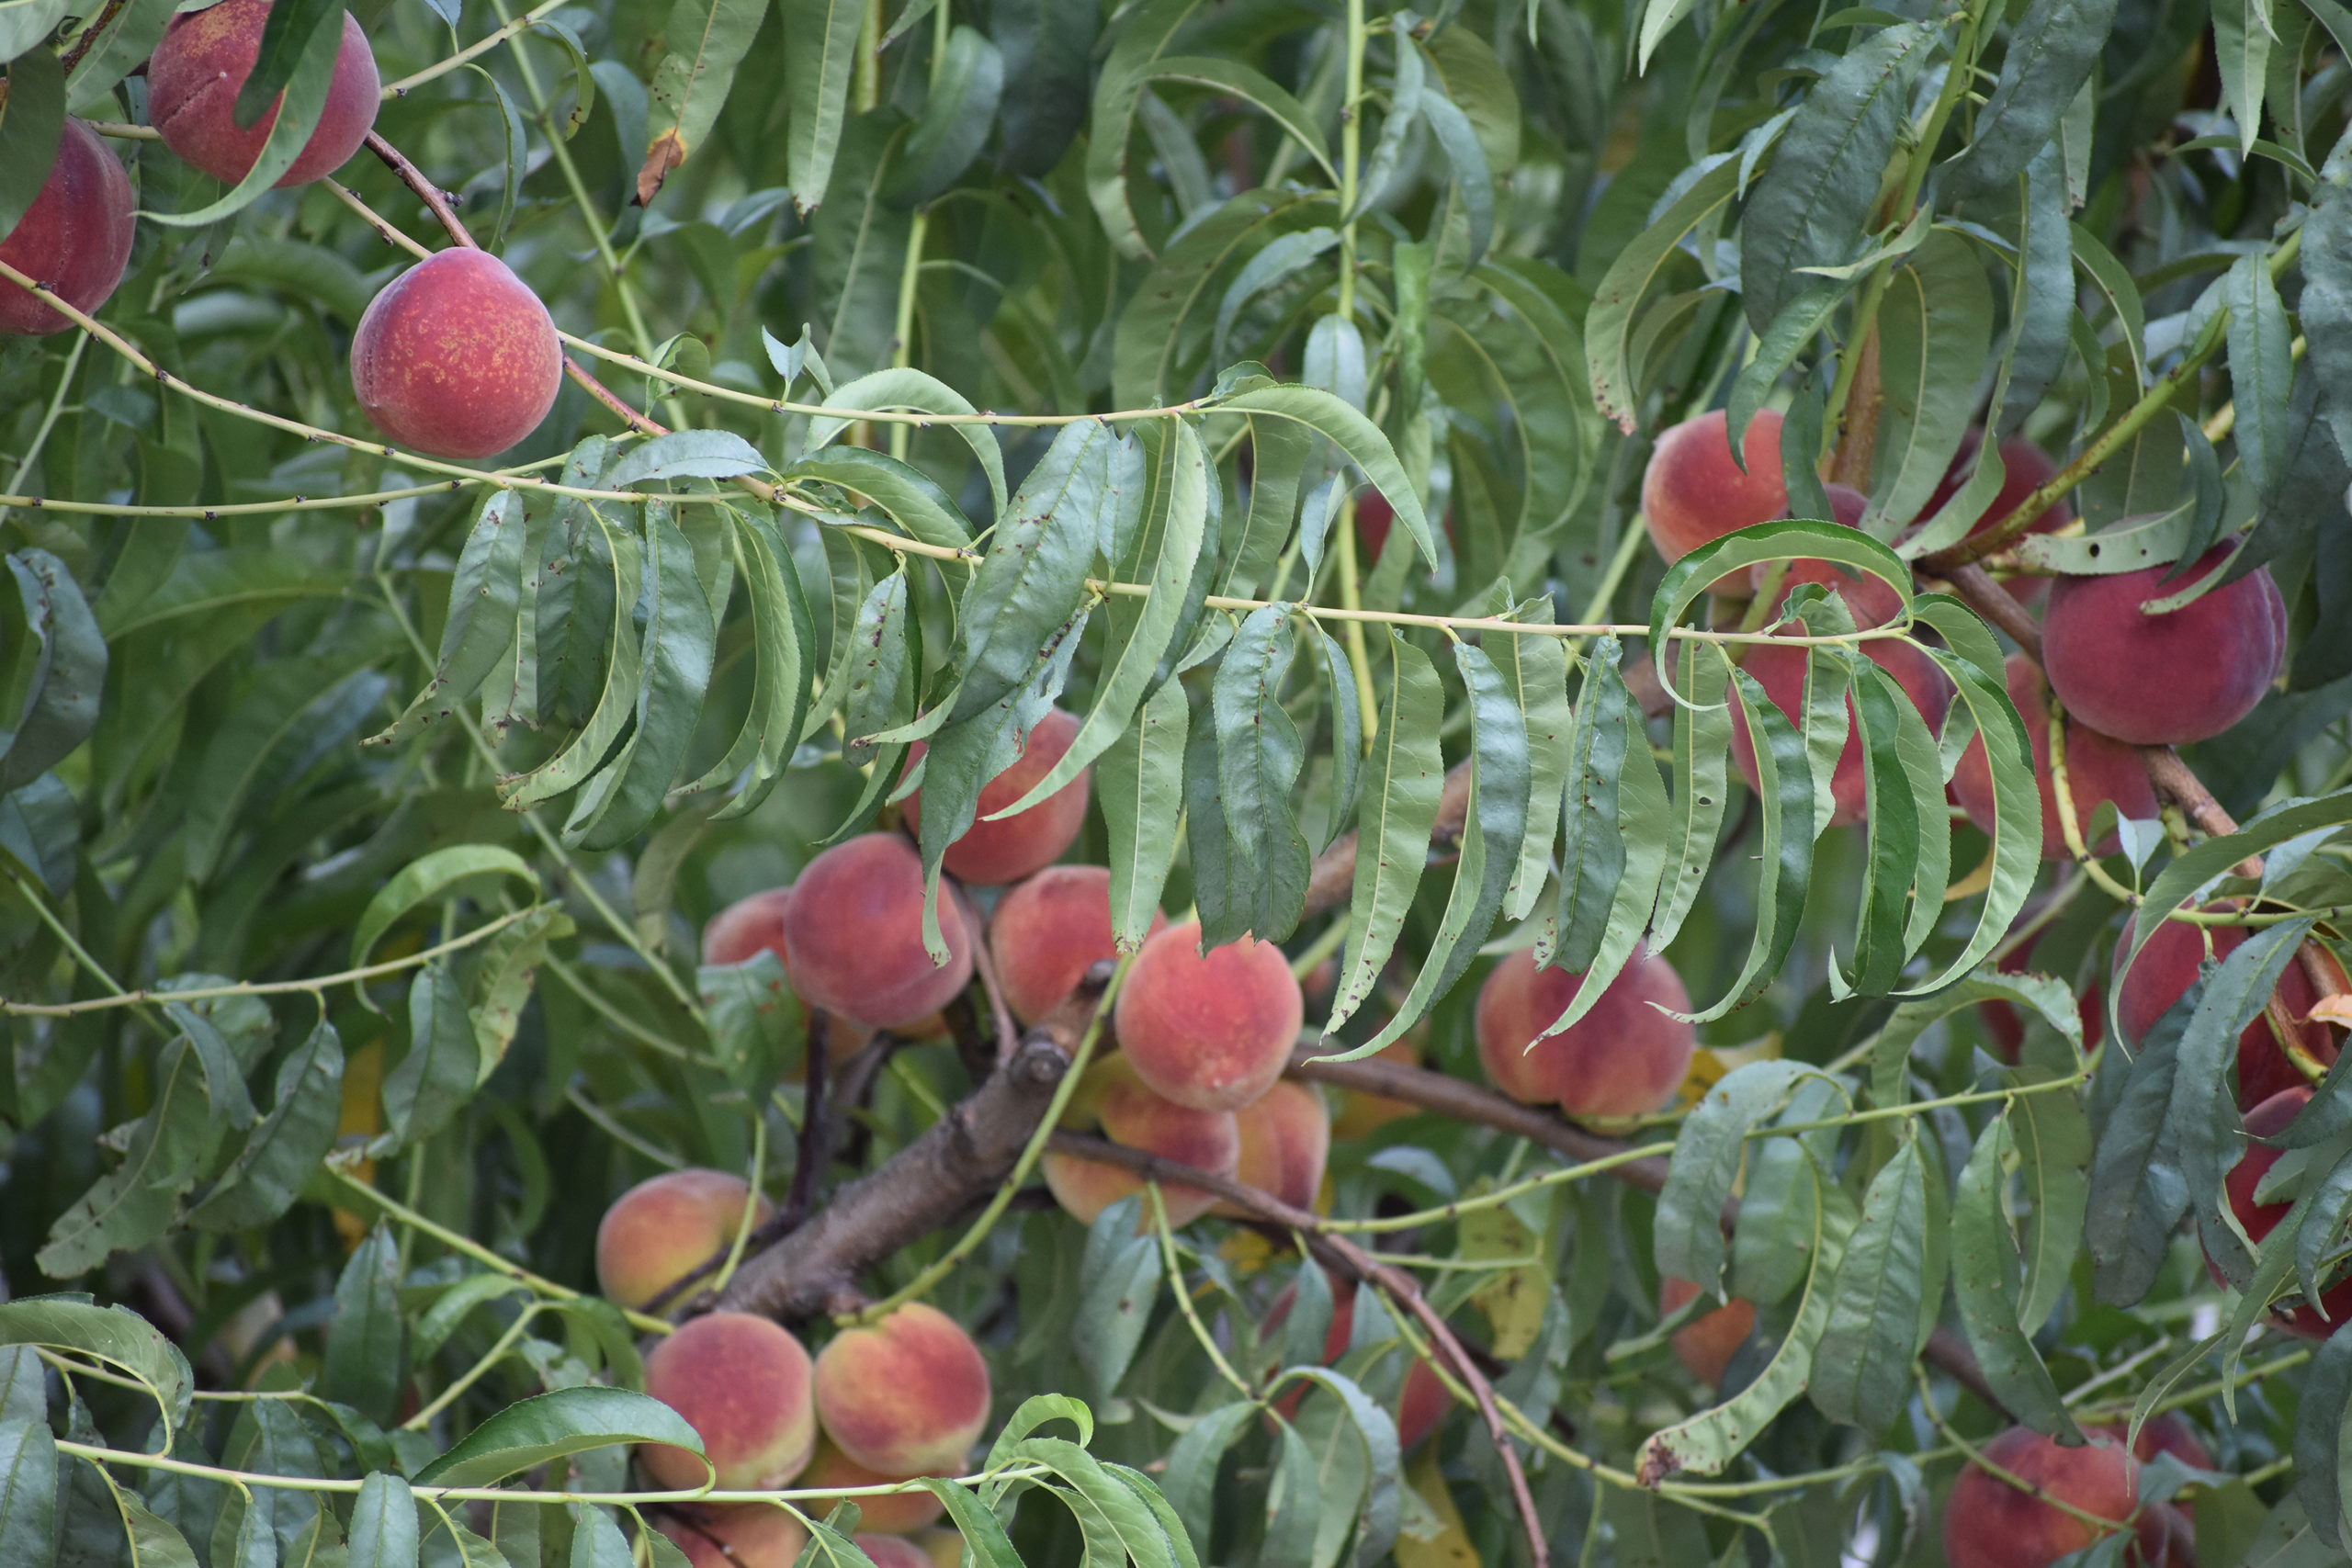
<box><xmin>415</xmin><ymin>1388</ymin><xmax>701</xmax><ymax>1488</ymax></box>
<box><xmin>1323</xmin><ymin>632</ymin><xmax>1443</xmax><ymax>1036</ymax></box>
<box><xmin>187</xmin><ymin>1021</ymin><xmax>344</xmax><ymax>1232</ymax></box>
<box><xmin>0</xmin><ymin>549</ymin><xmax>104</xmax><ymax>790</ymax></box>
<box><xmin>1953</xmin><ymin>1111</ymin><xmax>2082</xmax><ymax>1440</ymax></box>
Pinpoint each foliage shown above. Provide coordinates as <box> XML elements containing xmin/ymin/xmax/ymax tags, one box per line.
<box><xmin>0</xmin><ymin>0</ymin><xmax>2348</xmax><ymax>1560</ymax></box>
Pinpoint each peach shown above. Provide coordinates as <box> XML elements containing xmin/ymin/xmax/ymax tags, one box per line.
<box><xmin>349</xmin><ymin>249</ymin><xmax>563</xmax><ymax>460</ymax></box>
<box><xmin>702</xmin><ymin>886</ymin><xmax>876</xmax><ymax>1060</ymax></box>
<box><xmin>1329</xmin><ymin>1037</ymin><xmax>1423</xmax><ymax>1139</ymax></box>
<box><xmin>595</xmin><ymin>1169</ymin><xmax>772</xmax><ymax>1311</ymax></box>
<box><xmin>989</xmin><ymin>866</ymin><xmax>1165</xmax><ymax>1023</ymax></box>
<box><xmin>813</xmin><ymin>1303</ymin><xmax>991</xmax><ymax>1476</ymax></box>
<box><xmin>657</xmin><ymin>1506</ymin><xmax>809</xmax><ymax>1568</ymax></box>
<box><xmin>1658</xmin><ymin>1277</ymin><xmax>1756</xmax><ymax>1389</ymax></box>
<box><xmin>857</xmin><ymin>1536</ymin><xmax>936</xmax><ymax>1568</ymax></box>
<box><xmin>1216</xmin><ymin>1081</ymin><xmax>1329</xmax><ymax>1216</ymax></box>
<box><xmin>1641</xmin><ymin>410</ymin><xmax>1788</xmax><ymax>563</ymax></box>
<box><xmin>0</xmin><ymin>119</ymin><xmax>135</xmax><ymax>337</ymax></box>
<box><xmin>1951</xmin><ymin>654</ymin><xmax>2159</xmax><ymax>861</ymax></box>
<box><xmin>1353</xmin><ymin>491</ymin><xmax>1454</xmax><ymax>559</ymax></box>
<box><xmin>796</xmin><ymin>1438</ymin><xmax>944</xmax><ymax>1534</ymax></box>
<box><xmin>147</xmin><ymin>0</ymin><xmax>379</xmax><ymax>187</ymax></box>
<box><xmin>2042</xmin><ymin>547</ymin><xmax>2286</xmax><ymax>745</ymax></box>
<box><xmin>640</xmin><ymin>1312</ymin><xmax>816</xmax><ymax>1490</ymax></box>
<box><xmin>1475</xmin><ymin>944</ymin><xmax>1694</xmax><ymax>1121</ymax></box>
<box><xmin>1943</xmin><ymin>1427</ymin><xmax>2169</xmax><ymax>1568</ymax></box>
<box><xmin>2211</xmin><ymin>1087</ymin><xmax>2352</xmax><ymax>1336</ymax></box>
<box><xmin>2115</xmin><ymin>911</ymin><xmax>2341</xmax><ymax>1109</ymax></box>
<box><xmin>1261</xmin><ymin>1278</ymin><xmax>1449</xmax><ymax>1449</ymax></box>
<box><xmin>1114</xmin><ymin>922</ymin><xmax>1304</xmax><ymax>1112</ymax></box>
<box><xmin>2121</xmin><ymin>1412</ymin><xmax>2212</xmax><ymax>1472</ymax></box>
<box><xmin>905</xmin><ymin>708</ymin><xmax>1089</xmax><ymax>886</ymax></box>
<box><xmin>1043</xmin><ymin>1055</ymin><xmax>1241</xmax><ymax>1228</ymax></box>
<box><xmin>779</xmin><ymin>834</ymin><xmax>975</xmax><ymax>1031</ymax></box>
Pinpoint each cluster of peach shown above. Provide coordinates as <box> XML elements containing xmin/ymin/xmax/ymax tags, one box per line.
<box><xmin>4</xmin><ymin>0</ymin><xmax>564</xmax><ymax>457</ymax></box>
<box><xmin>598</xmin><ymin>1172</ymin><xmax>980</xmax><ymax>1567</ymax></box>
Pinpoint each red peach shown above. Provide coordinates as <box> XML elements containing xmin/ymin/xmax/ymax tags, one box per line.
<box><xmin>1216</xmin><ymin>1081</ymin><xmax>1329</xmax><ymax>1216</ymax></box>
<box><xmin>1943</xmin><ymin>1427</ymin><xmax>2168</xmax><ymax>1568</ymax></box>
<box><xmin>812</xmin><ymin>1303</ymin><xmax>992</xmax><ymax>1476</ymax></box>
<box><xmin>702</xmin><ymin>886</ymin><xmax>876</xmax><ymax>1060</ymax></box>
<box><xmin>2115</xmin><ymin>911</ymin><xmax>2341</xmax><ymax>1109</ymax></box>
<box><xmin>657</xmin><ymin>1506</ymin><xmax>809</xmax><ymax>1568</ymax></box>
<box><xmin>1641</xmin><ymin>411</ymin><xmax>1788</xmax><ymax>563</ymax></box>
<box><xmin>595</xmin><ymin>1169</ymin><xmax>772</xmax><ymax>1311</ymax></box>
<box><xmin>1043</xmin><ymin>1055</ymin><xmax>1241</xmax><ymax>1228</ymax></box>
<box><xmin>905</xmin><ymin>708</ymin><xmax>1089</xmax><ymax>886</ymax></box>
<box><xmin>989</xmin><ymin>866</ymin><xmax>1165</xmax><ymax>1024</ymax></box>
<box><xmin>1658</xmin><ymin>1277</ymin><xmax>1757</xmax><ymax>1389</ymax></box>
<box><xmin>640</xmin><ymin>1313</ymin><xmax>816</xmax><ymax>1490</ymax></box>
<box><xmin>1951</xmin><ymin>654</ymin><xmax>2160</xmax><ymax>862</ymax></box>
<box><xmin>1474</xmin><ymin>944</ymin><xmax>1695</xmax><ymax>1121</ymax></box>
<box><xmin>1114</xmin><ymin>922</ymin><xmax>1305</xmax><ymax>1112</ymax></box>
<box><xmin>0</xmin><ymin>119</ymin><xmax>135</xmax><ymax>337</ymax></box>
<box><xmin>1917</xmin><ymin>429</ymin><xmax>2075</xmax><ymax>543</ymax></box>
<box><xmin>2042</xmin><ymin>547</ymin><xmax>2286</xmax><ymax>745</ymax></box>
<box><xmin>780</xmin><ymin>834</ymin><xmax>975</xmax><ymax>1032</ymax></box>
<box><xmin>797</xmin><ymin>1437</ymin><xmax>944</xmax><ymax>1534</ymax></box>
<box><xmin>2212</xmin><ymin>1087</ymin><xmax>2352</xmax><ymax>1337</ymax></box>
<box><xmin>146</xmin><ymin>0</ymin><xmax>379</xmax><ymax>187</ymax></box>
<box><xmin>350</xmin><ymin>249</ymin><xmax>563</xmax><ymax>459</ymax></box>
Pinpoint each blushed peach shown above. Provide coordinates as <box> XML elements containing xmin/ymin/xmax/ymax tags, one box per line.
<box><xmin>812</xmin><ymin>1303</ymin><xmax>992</xmax><ymax>1476</ymax></box>
<box><xmin>1043</xmin><ymin>1055</ymin><xmax>1241</xmax><ymax>1228</ymax></box>
<box><xmin>0</xmin><ymin>119</ymin><xmax>135</xmax><ymax>337</ymax></box>
<box><xmin>657</xmin><ymin>1506</ymin><xmax>809</xmax><ymax>1568</ymax></box>
<box><xmin>1114</xmin><ymin>922</ymin><xmax>1304</xmax><ymax>1112</ymax></box>
<box><xmin>1942</xmin><ymin>1427</ymin><xmax>2166</xmax><ymax>1568</ymax></box>
<box><xmin>2042</xmin><ymin>547</ymin><xmax>2286</xmax><ymax>745</ymax></box>
<box><xmin>596</xmin><ymin>1169</ymin><xmax>772</xmax><ymax>1311</ymax></box>
<box><xmin>905</xmin><ymin>707</ymin><xmax>1089</xmax><ymax>886</ymax></box>
<box><xmin>147</xmin><ymin>0</ymin><xmax>379</xmax><ymax>187</ymax></box>
<box><xmin>640</xmin><ymin>1313</ymin><xmax>816</xmax><ymax>1490</ymax></box>
<box><xmin>989</xmin><ymin>865</ymin><xmax>1165</xmax><ymax>1023</ymax></box>
<box><xmin>780</xmin><ymin>834</ymin><xmax>975</xmax><ymax>1032</ymax></box>
<box><xmin>350</xmin><ymin>249</ymin><xmax>563</xmax><ymax>459</ymax></box>
<box><xmin>1951</xmin><ymin>654</ymin><xmax>2159</xmax><ymax>861</ymax></box>
<box><xmin>857</xmin><ymin>1536</ymin><xmax>937</xmax><ymax>1568</ymax></box>
<box><xmin>1215</xmin><ymin>1081</ymin><xmax>1329</xmax><ymax>1217</ymax></box>
<box><xmin>1641</xmin><ymin>411</ymin><xmax>1788</xmax><ymax>563</ymax></box>
<box><xmin>2115</xmin><ymin>910</ymin><xmax>2341</xmax><ymax>1109</ymax></box>
<box><xmin>1658</xmin><ymin>1277</ymin><xmax>1756</xmax><ymax>1389</ymax></box>
<box><xmin>2211</xmin><ymin>1087</ymin><xmax>2352</xmax><ymax>1337</ymax></box>
<box><xmin>1475</xmin><ymin>945</ymin><xmax>1694</xmax><ymax>1121</ymax></box>
<box><xmin>796</xmin><ymin>1437</ymin><xmax>944</xmax><ymax>1534</ymax></box>
<box><xmin>702</xmin><ymin>886</ymin><xmax>875</xmax><ymax>1060</ymax></box>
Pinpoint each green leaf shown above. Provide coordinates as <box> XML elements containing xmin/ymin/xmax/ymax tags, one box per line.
<box><xmin>1864</xmin><ymin>231</ymin><xmax>1992</xmax><ymax>538</ymax></box>
<box><xmin>38</xmin><ymin>1039</ymin><xmax>216</xmax><ymax>1279</ymax></box>
<box><xmin>0</xmin><ymin>1346</ymin><xmax>54</xmax><ymax>1566</ymax></box>
<box><xmin>1074</xmin><ymin>1198</ymin><xmax>1161</xmax><ymax>1400</ymax></box>
<box><xmin>142</xmin><ymin>6</ymin><xmax>342</xmax><ymax>228</ymax></box>
<box><xmin>0</xmin><ymin>1297</ymin><xmax>192</xmax><ymax>1441</ymax></box>
<box><xmin>0</xmin><ymin>549</ymin><xmax>105</xmax><ymax>791</ymax></box>
<box><xmin>1085</xmin><ymin>0</ymin><xmax>1214</xmax><ymax>256</ymax></box>
<box><xmin>2129</xmin><ymin>792</ymin><xmax>2352</xmax><ymax>984</ymax></box>
<box><xmin>322</xmin><ymin>1226</ymin><xmax>403</xmax><ymax>1426</ymax></box>
<box><xmin>0</xmin><ymin>48</ymin><xmax>62</xmax><ymax>242</ymax></box>
<box><xmin>808</xmin><ymin>369</ymin><xmax>1007</xmax><ymax>519</ymax></box>
<box><xmin>1678</xmin><ymin>665</ymin><xmax>1817</xmax><ymax>1021</ymax></box>
<box><xmin>232</xmin><ymin>0</ymin><xmax>339</xmax><ymax>127</ymax></box>
<box><xmin>1944</xmin><ymin>0</ymin><xmax>2121</xmax><ymax>191</ymax></box>
<box><xmin>1099</xmin><ymin>675</ymin><xmax>1189</xmax><ymax>951</ymax></box>
<box><xmin>992</xmin><ymin>0</ymin><xmax>1096</xmax><ymax>175</ymax></box>
<box><xmin>373</xmin><ymin>494</ymin><xmax>530</xmax><ymax>748</ymax></box>
<box><xmin>1655</xmin><ymin>1061</ymin><xmax>1820</xmax><ymax>1294</ymax></box>
<box><xmin>1810</xmin><ymin>1136</ymin><xmax>1933</xmax><ymax>1433</ymax></box>
<box><xmin>2009</xmin><ymin>1066</ymin><xmax>2090</xmax><ymax>1337</ymax></box>
<box><xmin>2212</xmin><ymin>0</ymin><xmax>2271</xmax><ymax>155</ymax></box>
<box><xmin>2086</xmin><ymin>998</ymin><xmax>2194</xmax><ymax>1305</ymax></box>
<box><xmin>1405</xmin><ymin>37</ymin><xmax>1495</xmax><ymax>264</ymax></box>
<box><xmin>1492</xmin><ymin>604</ymin><xmax>1572</xmax><ymax>922</ymax></box>
<box><xmin>0</xmin><ymin>9</ymin><xmax>66</xmax><ymax>74</ymax></box>
<box><xmin>708</xmin><ymin>508</ymin><xmax>816</xmax><ymax>819</ymax></box>
<box><xmin>641</xmin><ymin>0</ymin><xmax>768</xmax><ymax>200</ymax></box>
<box><xmin>1141</xmin><ymin>58</ymin><xmax>1335</xmax><ymax>187</ymax></box>
<box><xmin>786</xmin><ymin>448</ymin><xmax>974</xmax><ymax>550</ymax></box>
<box><xmin>470</xmin><ymin>907</ymin><xmax>571</xmax><ymax>1081</ymax></box>
<box><xmin>1867</xmin><ymin>970</ymin><xmax>2080</xmax><ymax>1111</ymax></box>
<box><xmin>1587</xmin><ymin>157</ymin><xmax>1740</xmax><ymax>430</ymax></box>
<box><xmin>1738</xmin><ymin>23</ymin><xmax>1937</xmax><ymax>332</ymax></box>
<box><xmin>378</xmin><ymin>964</ymin><xmax>476</xmax><ymax>1156</ymax></box>
<box><xmin>2305</xmin><ymin>194</ymin><xmax>2352</xmax><ymax>463</ymax></box>
<box><xmin>1652</xmin><ymin>638</ymin><xmax>1731</xmax><ymax>951</ymax></box>
<box><xmin>1727</xmin><ymin>279</ymin><xmax>1852</xmax><ymax>458</ymax></box>
<box><xmin>1322</xmin><ymin>633</ymin><xmax>1443</xmax><ymax>1037</ymax></box>
<box><xmin>1553</xmin><ymin>635</ymin><xmax>1636</xmax><ymax>976</ymax></box>
<box><xmin>1211</xmin><ymin>604</ymin><xmax>1314</xmax><ymax>945</ymax></box>
<box><xmin>1953</xmin><ymin>1112</ymin><xmax>2082</xmax><ymax>1441</ymax></box>
<box><xmin>187</xmin><ymin>1020</ymin><xmax>345</xmax><ymax>1232</ymax></box>
<box><xmin>2296</xmin><ymin>1330</ymin><xmax>2352</xmax><ymax>1549</ymax></box>
<box><xmin>1638</xmin><ymin>1145</ymin><xmax>1837</xmax><ymax>1483</ymax></box>
<box><xmin>350</xmin><ymin>846</ymin><xmax>542</xmax><ymax>969</ymax></box>
<box><xmin>1839</xmin><ymin>659</ymin><xmax>1929</xmax><ymax>994</ymax></box>
<box><xmin>1649</xmin><ymin>523</ymin><xmax>1913</xmax><ymax>667</ymax></box>
<box><xmin>1002</xmin><ymin>423</ymin><xmax>1204</xmax><ymax>818</ymax></box>
<box><xmin>2225</xmin><ymin>253</ymin><xmax>2294</xmax><ymax>499</ymax></box>
<box><xmin>414</xmin><ymin>1388</ymin><xmax>702</xmax><ymax>1488</ymax></box>
<box><xmin>1213</xmin><ymin>387</ymin><xmax>1432</xmax><ymax>564</ymax></box>
<box><xmin>784</xmin><ymin>0</ymin><xmax>868</xmax><ymax>211</ymax></box>
<box><xmin>1162</xmin><ymin>1402</ymin><xmax>1257</xmax><ymax>1553</ymax></box>
<box><xmin>891</xmin><ymin>25</ymin><xmax>1003</xmax><ymax>204</ymax></box>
